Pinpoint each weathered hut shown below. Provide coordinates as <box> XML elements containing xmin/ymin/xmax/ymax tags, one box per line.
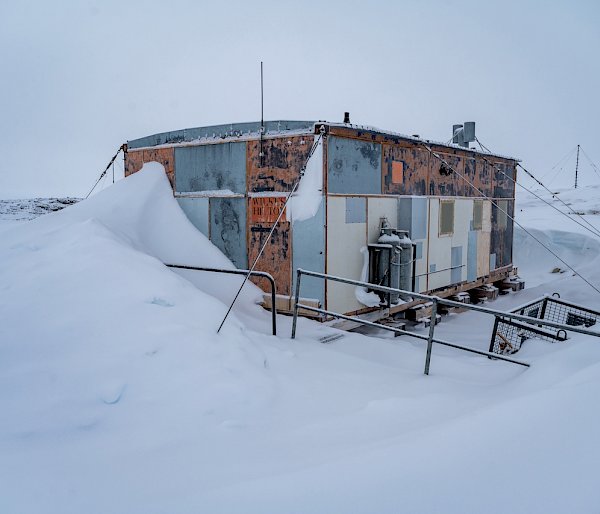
<box><xmin>125</xmin><ymin>120</ymin><xmax>519</xmax><ymax>317</ymax></box>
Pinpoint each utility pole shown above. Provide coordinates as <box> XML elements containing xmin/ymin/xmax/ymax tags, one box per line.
<box><xmin>575</xmin><ymin>144</ymin><xmax>580</xmax><ymax>189</ymax></box>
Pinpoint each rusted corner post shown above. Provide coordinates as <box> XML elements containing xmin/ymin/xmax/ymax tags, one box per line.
<box><xmin>291</xmin><ymin>269</ymin><xmax>303</xmax><ymax>339</ymax></box>
<box><xmin>424</xmin><ymin>299</ymin><xmax>439</xmax><ymax>375</ymax></box>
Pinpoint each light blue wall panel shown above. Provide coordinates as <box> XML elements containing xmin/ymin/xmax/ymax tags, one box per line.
<box><xmin>451</xmin><ymin>246</ymin><xmax>463</xmax><ymax>283</ymax></box>
<box><xmin>292</xmin><ymin>199</ymin><xmax>325</xmax><ymax>304</ymax></box>
<box><xmin>397</xmin><ymin>197</ymin><xmax>427</xmax><ymax>240</ymax></box>
<box><xmin>397</xmin><ymin>198</ymin><xmax>412</xmax><ymax>233</ymax></box>
<box><xmin>415</xmin><ymin>241</ymin><xmax>423</xmax><ymax>259</ymax></box>
<box><xmin>411</xmin><ymin>197</ymin><xmax>428</xmax><ymax>240</ymax></box>
<box><xmin>345</xmin><ymin>197</ymin><xmax>367</xmax><ymax>223</ymax></box>
<box><xmin>176</xmin><ymin>197</ymin><xmax>209</xmax><ymax>237</ymax></box>
<box><xmin>327</xmin><ymin>136</ymin><xmax>381</xmax><ymax>194</ymax></box>
<box><xmin>175</xmin><ymin>142</ymin><xmax>247</xmax><ymax>193</ymax></box>
<box><xmin>209</xmin><ymin>197</ymin><xmax>247</xmax><ymax>269</ymax></box>
<box><xmin>467</xmin><ymin>231</ymin><xmax>477</xmax><ymax>282</ymax></box>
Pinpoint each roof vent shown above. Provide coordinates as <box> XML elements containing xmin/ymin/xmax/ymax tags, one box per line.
<box><xmin>343</xmin><ymin>112</ymin><xmax>350</xmax><ymax>124</ymax></box>
<box><xmin>452</xmin><ymin>121</ymin><xmax>476</xmax><ymax>148</ymax></box>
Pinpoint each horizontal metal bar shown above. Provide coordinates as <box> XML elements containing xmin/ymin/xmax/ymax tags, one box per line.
<box><xmin>296</xmin><ymin>269</ymin><xmax>600</xmax><ymax>339</ymax></box>
<box><xmin>297</xmin><ymin>268</ymin><xmax>432</xmax><ymax>300</ymax></box>
<box><xmin>498</xmin><ymin>318</ymin><xmax>567</xmax><ymax>341</ymax></box>
<box><xmin>546</xmin><ymin>296</ymin><xmax>600</xmax><ymax>317</ymax></box>
<box><xmin>297</xmin><ymin>304</ymin><xmax>529</xmax><ymax>368</ymax></box>
<box><xmin>415</xmin><ymin>264</ymin><xmax>465</xmax><ymax>278</ymax></box>
<box><xmin>509</xmin><ymin>295</ymin><xmax>549</xmax><ymax>314</ymax></box>
<box><xmin>165</xmin><ymin>264</ymin><xmax>277</xmax><ymax>336</ymax></box>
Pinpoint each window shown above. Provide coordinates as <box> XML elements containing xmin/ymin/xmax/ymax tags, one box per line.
<box><xmin>473</xmin><ymin>200</ymin><xmax>483</xmax><ymax>230</ymax></box>
<box><xmin>439</xmin><ymin>200</ymin><xmax>454</xmax><ymax>236</ymax></box>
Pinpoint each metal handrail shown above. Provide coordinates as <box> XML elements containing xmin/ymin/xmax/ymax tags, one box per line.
<box><xmin>294</xmin><ymin>269</ymin><xmax>600</xmax><ymax>338</ymax></box>
<box><xmin>291</xmin><ymin>268</ymin><xmax>600</xmax><ymax>375</ymax></box>
<box><xmin>165</xmin><ymin>264</ymin><xmax>277</xmax><ymax>336</ymax></box>
<box><xmin>296</xmin><ymin>303</ymin><xmax>529</xmax><ymax>368</ymax></box>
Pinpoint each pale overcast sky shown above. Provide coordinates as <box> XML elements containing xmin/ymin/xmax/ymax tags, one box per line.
<box><xmin>1</xmin><ymin>0</ymin><xmax>598</xmax><ymax>198</ymax></box>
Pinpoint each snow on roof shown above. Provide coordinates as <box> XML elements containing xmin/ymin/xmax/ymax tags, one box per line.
<box><xmin>128</xmin><ymin>120</ymin><xmax>519</xmax><ymax>161</ymax></box>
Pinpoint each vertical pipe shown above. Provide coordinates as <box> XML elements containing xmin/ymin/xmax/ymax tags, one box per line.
<box><xmin>424</xmin><ymin>299</ymin><xmax>438</xmax><ymax>375</ymax></box>
<box><xmin>412</xmin><ymin>243</ymin><xmax>417</xmax><ymax>292</ymax></box>
<box><xmin>291</xmin><ymin>269</ymin><xmax>303</xmax><ymax>339</ymax></box>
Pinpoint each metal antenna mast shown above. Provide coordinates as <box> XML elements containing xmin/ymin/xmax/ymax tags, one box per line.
<box><xmin>259</xmin><ymin>61</ymin><xmax>264</xmax><ymax>166</ymax></box>
<box><xmin>575</xmin><ymin>144</ymin><xmax>580</xmax><ymax>189</ymax></box>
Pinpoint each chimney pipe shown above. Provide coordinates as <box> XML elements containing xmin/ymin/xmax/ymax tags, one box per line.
<box><xmin>343</xmin><ymin>112</ymin><xmax>350</xmax><ymax>124</ymax></box>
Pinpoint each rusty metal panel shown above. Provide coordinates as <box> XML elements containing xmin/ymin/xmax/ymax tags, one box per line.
<box><xmin>492</xmin><ymin>161</ymin><xmax>516</xmax><ymax>198</ymax></box>
<box><xmin>125</xmin><ymin>148</ymin><xmax>175</xmax><ymax>187</ymax></box>
<box><xmin>176</xmin><ymin>197</ymin><xmax>209</xmax><ymax>237</ymax></box>
<box><xmin>327</xmin><ymin>136</ymin><xmax>382</xmax><ymax>194</ymax></box>
<box><xmin>292</xmin><ymin>198</ymin><xmax>325</xmax><ymax>305</ymax></box>
<box><xmin>175</xmin><ymin>142</ymin><xmax>246</xmax><ymax>194</ymax></box>
<box><xmin>247</xmin><ymin>136</ymin><xmax>314</xmax><ymax>193</ymax></box>
<box><xmin>144</xmin><ymin>147</ymin><xmax>175</xmax><ymax>187</ymax></box>
<box><xmin>382</xmin><ymin>144</ymin><xmax>428</xmax><ymax>195</ymax></box>
<box><xmin>209</xmin><ymin>197</ymin><xmax>247</xmax><ymax>269</ymax></box>
<box><xmin>429</xmin><ymin>152</ymin><xmax>465</xmax><ymax>196</ymax></box>
<box><xmin>248</xmin><ymin>216</ymin><xmax>292</xmax><ymax>297</ymax></box>
<box><xmin>490</xmin><ymin>199</ymin><xmax>514</xmax><ymax>269</ymax></box>
<box><xmin>249</xmin><ymin>196</ymin><xmax>287</xmax><ymax>223</ymax></box>
<box><xmin>472</xmin><ymin>157</ymin><xmax>493</xmax><ymax>197</ymax></box>
<box><xmin>124</xmin><ymin>150</ymin><xmax>144</xmax><ymax>177</ymax></box>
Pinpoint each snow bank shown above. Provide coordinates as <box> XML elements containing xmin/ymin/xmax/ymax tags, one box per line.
<box><xmin>2</xmin><ymin>172</ymin><xmax>600</xmax><ymax>513</ymax></box>
<box><xmin>288</xmin><ymin>135</ymin><xmax>323</xmax><ymax>222</ymax></box>
<box><xmin>355</xmin><ymin>246</ymin><xmax>381</xmax><ymax>307</ymax></box>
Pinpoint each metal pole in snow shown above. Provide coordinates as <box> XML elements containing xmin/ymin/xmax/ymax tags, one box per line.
<box><xmin>575</xmin><ymin>144</ymin><xmax>580</xmax><ymax>189</ymax></box>
<box><xmin>424</xmin><ymin>300</ymin><xmax>438</xmax><ymax>375</ymax></box>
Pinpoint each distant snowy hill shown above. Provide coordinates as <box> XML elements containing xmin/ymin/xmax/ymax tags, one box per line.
<box><xmin>1</xmin><ymin>165</ymin><xmax>600</xmax><ymax>513</ymax></box>
<box><xmin>0</xmin><ymin>197</ymin><xmax>80</xmax><ymax>221</ymax></box>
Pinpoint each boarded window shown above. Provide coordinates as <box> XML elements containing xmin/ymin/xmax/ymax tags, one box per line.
<box><xmin>473</xmin><ymin>200</ymin><xmax>483</xmax><ymax>230</ymax></box>
<box><xmin>496</xmin><ymin>200</ymin><xmax>508</xmax><ymax>229</ymax></box>
<box><xmin>439</xmin><ymin>200</ymin><xmax>454</xmax><ymax>236</ymax></box>
<box><xmin>391</xmin><ymin>161</ymin><xmax>404</xmax><ymax>184</ymax></box>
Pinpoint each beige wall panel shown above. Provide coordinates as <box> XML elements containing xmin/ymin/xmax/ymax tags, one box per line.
<box><xmin>477</xmin><ymin>231</ymin><xmax>491</xmax><ymax>277</ymax></box>
<box><xmin>367</xmin><ymin>197</ymin><xmax>398</xmax><ymax>243</ymax></box>
<box><xmin>326</xmin><ymin>196</ymin><xmax>367</xmax><ymax>314</ymax></box>
<box><xmin>427</xmin><ymin>199</ymin><xmax>452</xmax><ymax>290</ymax></box>
<box><xmin>450</xmin><ymin>199</ymin><xmax>473</xmax><ymax>282</ymax></box>
<box><xmin>482</xmin><ymin>200</ymin><xmax>492</xmax><ymax>232</ymax></box>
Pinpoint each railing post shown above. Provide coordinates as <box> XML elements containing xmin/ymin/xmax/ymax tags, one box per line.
<box><xmin>489</xmin><ymin>316</ymin><xmax>500</xmax><ymax>354</ymax></box>
<box><xmin>291</xmin><ymin>269</ymin><xmax>303</xmax><ymax>339</ymax></box>
<box><xmin>424</xmin><ymin>299</ymin><xmax>438</xmax><ymax>375</ymax></box>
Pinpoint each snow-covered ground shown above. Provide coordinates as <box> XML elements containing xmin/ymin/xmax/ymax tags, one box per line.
<box><xmin>2</xmin><ymin>166</ymin><xmax>600</xmax><ymax>513</ymax></box>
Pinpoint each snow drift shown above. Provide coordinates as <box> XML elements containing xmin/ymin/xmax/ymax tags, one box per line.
<box><xmin>2</xmin><ymin>168</ymin><xmax>600</xmax><ymax>513</ymax></box>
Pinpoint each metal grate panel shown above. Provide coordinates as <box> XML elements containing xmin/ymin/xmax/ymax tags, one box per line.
<box><xmin>490</xmin><ymin>296</ymin><xmax>600</xmax><ymax>355</ymax></box>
